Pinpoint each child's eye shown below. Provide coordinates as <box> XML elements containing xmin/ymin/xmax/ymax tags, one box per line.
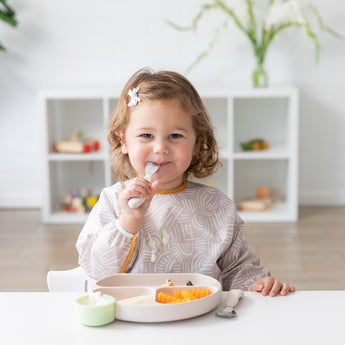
<box><xmin>169</xmin><ymin>133</ymin><xmax>183</xmax><ymax>139</ymax></box>
<box><xmin>140</xmin><ymin>134</ymin><xmax>153</xmax><ymax>139</ymax></box>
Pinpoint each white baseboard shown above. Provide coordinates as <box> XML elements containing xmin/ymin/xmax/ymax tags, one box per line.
<box><xmin>299</xmin><ymin>190</ymin><xmax>345</xmax><ymax>205</ymax></box>
<box><xmin>0</xmin><ymin>193</ymin><xmax>42</xmax><ymax>208</ymax></box>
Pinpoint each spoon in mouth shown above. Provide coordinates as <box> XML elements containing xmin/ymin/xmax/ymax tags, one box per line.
<box><xmin>128</xmin><ymin>162</ymin><xmax>160</xmax><ymax>208</ymax></box>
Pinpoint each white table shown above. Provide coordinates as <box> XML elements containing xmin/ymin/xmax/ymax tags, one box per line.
<box><xmin>1</xmin><ymin>291</ymin><xmax>344</xmax><ymax>345</ymax></box>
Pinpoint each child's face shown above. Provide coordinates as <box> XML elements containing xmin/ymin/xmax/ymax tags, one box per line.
<box><xmin>120</xmin><ymin>99</ymin><xmax>197</xmax><ymax>191</ymax></box>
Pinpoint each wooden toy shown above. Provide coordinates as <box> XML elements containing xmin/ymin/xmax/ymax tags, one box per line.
<box><xmin>237</xmin><ymin>198</ymin><xmax>271</xmax><ymax>212</ymax></box>
<box><xmin>60</xmin><ymin>187</ymin><xmax>99</xmax><ymax>213</ymax></box>
<box><xmin>53</xmin><ymin>129</ymin><xmax>100</xmax><ymax>154</ymax></box>
<box><xmin>256</xmin><ymin>186</ymin><xmax>270</xmax><ymax>198</ymax></box>
<box><xmin>237</xmin><ymin>186</ymin><xmax>283</xmax><ymax>212</ymax></box>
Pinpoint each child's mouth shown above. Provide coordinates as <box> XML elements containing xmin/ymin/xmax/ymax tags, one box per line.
<box><xmin>154</xmin><ymin>162</ymin><xmax>169</xmax><ymax>168</ymax></box>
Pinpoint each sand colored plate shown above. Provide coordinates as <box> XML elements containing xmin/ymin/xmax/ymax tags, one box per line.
<box><xmin>93</xmin><ymin>273</ymin><xmax>222</xmax><ymax>323</ymax></box>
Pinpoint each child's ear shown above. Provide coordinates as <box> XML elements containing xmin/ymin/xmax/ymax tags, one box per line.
<box><xmin>121</xmin><ymin>144</ymin><xmax>128</xmax><ymax>154</ymax></box>
<box><xmin>117</xmin><ymin>131</ymin><xmax>128</xmax><ymax>154</ymax></box>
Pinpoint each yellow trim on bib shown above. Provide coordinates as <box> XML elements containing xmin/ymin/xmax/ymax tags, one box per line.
<box><xmin>156</xmin><ymin>180</ymin><xmax>187</xmax><ymax>195</ymax></box>
<box><xmin>119</xmin><ymin>235</ymin><xmax>137</xmax><ymax>273</ymax></box>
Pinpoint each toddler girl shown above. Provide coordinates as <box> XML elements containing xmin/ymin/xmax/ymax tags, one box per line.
<box><xmin>76</xmin><ymin>68</ymin><xmax>294</xmax><ymax>296</ymax></box>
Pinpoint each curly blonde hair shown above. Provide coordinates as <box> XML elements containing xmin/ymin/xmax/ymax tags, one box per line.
<box><xmin>108</xmin><ymin>68</ymin><xmax>220</xmax><ymax>181</ymax></box>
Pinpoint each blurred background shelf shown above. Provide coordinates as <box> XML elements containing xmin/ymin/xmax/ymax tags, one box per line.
<box><xmin>238</xmin><ymin>202</ymin><xmax>294</xmax><ymax>223</ymax></box>
<box><xmin>41</xmin><ymin>86</ymin><xmax>298</xmax><ymax>223</ymax></box>
<box><xmin>47</xmin><ymin>153</ymin><xmax>108</xmax><ymax>161</ymax></box>
<box><xmin>202</xmin><ymin>85</ymin><xmax>298</xmax><ymax>222</ymax></box>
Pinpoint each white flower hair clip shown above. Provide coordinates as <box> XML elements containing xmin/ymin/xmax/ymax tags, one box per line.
<box><xmin>127</xmin><ymin>87</ymin><xmax>141</xmax><ymax>107</ymax></box>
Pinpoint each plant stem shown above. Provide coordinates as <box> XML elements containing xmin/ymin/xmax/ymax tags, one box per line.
<box><xmin>252</xmin><ymin>43</ymin><xmax>268</xmax><ymax>87</ymax></box>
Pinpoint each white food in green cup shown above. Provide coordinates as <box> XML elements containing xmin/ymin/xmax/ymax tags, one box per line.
<box><xmin>76</xmin><ymin>292</ymin><xmax>115</xmax><ymax>326</ymax></box>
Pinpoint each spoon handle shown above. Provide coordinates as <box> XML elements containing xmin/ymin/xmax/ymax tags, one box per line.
<box><xmin>128</xmin><ymin>196</ymin><xmax>146</xmax><ymax>208</ymax></box>
<box><xmin>226</xmin><ymin>289</ymin><xmax>244</xmax><ymax>308</ymax></box>
<box><xmin>128</xmin><ymin>162</ymin><xmax>159</xmax><ymax>209</ymax></box>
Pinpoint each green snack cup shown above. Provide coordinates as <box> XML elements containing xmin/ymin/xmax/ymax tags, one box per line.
<box><xmin>76</xmin><ymin>293</ymin><xmax>115</xmax><ymax>327</ymax></box>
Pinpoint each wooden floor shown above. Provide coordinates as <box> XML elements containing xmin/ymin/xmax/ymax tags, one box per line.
<box><xmin>0</xmin><ymin>207</ymin><xmax>344</xmax><ymax>291</ymax></box>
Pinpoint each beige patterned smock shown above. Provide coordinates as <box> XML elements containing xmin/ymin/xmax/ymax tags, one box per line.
<box><xmin>76</xmin><ymin>180</ymin><xmax>270</xmax><ymax>291</ymax></box>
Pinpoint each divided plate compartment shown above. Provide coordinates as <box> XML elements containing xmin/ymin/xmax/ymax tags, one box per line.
<box><xmin>93</xmin><ymin>273</ymin><xmax>222</xmax><ymax>322</ymax></box>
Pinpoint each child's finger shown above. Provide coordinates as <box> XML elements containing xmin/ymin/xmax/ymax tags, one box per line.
<box><xmin>129</xmin><ymin>185</ymin><xmax>147</xmax><ymax>197</ymax></box>
<box><xmin>149</xmin><ymin>180</ymin><xmax>160</xmax><ymax>197</ymax></box>
<box><xmin>129</xmin><ymin>178</ymin><xmax>151</xmax><ymax>197</ymax></box>
<box><xmin>279</xmin><ymin>283</ymin><xmax>290</xmax><ymax>296</ymax></box>
<box><xmin>250</xmin><ymin>280</ymin><xmax>264</xmax><ymax>292</ymax></box>
<box><xmin>289</xmin><ymin>286</ymin><xmax>296</xmax><ymax>292</ymax></box>
<box><xmin>262</xmin><ymin>277</ymin><xmax>274</xmax><ymax>296</ymax></box>
<box><xmin>269</xmin><ymin>280</ymin><xmax>283</xmax><ymax>297</ymax></box>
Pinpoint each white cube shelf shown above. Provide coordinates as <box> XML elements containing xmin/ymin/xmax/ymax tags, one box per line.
<box><xmin>40</xmin><ymin>86</ymin><xmax>298</xmax><ymax>223</ymax></box>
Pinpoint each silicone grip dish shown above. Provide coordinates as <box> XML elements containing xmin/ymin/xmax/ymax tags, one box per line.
<box><xmin>93</xmin><ymin>273</ymin><xmax>222</xmax><ymax>322</ymax></box>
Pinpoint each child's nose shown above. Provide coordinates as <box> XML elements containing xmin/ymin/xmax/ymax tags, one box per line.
<box><xmin>153</xmin><ymin>138</ymin><xmax>169</xmax><ymax>154</ymax></box>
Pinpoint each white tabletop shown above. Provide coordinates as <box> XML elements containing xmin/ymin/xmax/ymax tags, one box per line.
<box><xmin>1</xmin><ymin>291</ymin><xmax>344</xmax><ymax>345</ymax></box>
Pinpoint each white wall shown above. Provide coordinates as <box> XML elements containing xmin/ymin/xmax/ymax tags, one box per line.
<box><xmin>1</xmin><ymin>0</ymin><xmax>344</xmax><ymax>207</ymax></box>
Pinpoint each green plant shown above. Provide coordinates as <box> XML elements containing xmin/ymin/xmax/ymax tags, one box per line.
<box><xmin>168</xmin><ymin>0</ymin><xmax>344</xmax><ymax>87</ymax></box>
<box><xmin>0</xmin><ymin>0</ymin><xmax>18</xmax><ymax>52</ymax></box>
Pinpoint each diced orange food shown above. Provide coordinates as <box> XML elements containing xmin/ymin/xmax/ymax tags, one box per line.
<box><xmin>157</xmin><ymin>288</ymin><xmax>211</xmax><ymax>304</ymax></box>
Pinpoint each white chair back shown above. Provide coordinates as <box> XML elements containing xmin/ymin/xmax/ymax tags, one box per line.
<box><xmin>47</xmin><ymin>266</ymin><xmax>96</xmax><ymax>292</ymax></box>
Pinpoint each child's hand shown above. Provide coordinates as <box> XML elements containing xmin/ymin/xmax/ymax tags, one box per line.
<box><xmin>118</xmin><ymin>178</ymin><xmax>159</xmax><ymax>235</ymax></box>
<box><xmin>251</xmin><ymin>277</ymin><xmax>295</xmax><ymax>297</ymax></box>
<box><xmin>119</xmin><ymin>177</ymin><xmax>160</xmax><ymax>218</ymax></box>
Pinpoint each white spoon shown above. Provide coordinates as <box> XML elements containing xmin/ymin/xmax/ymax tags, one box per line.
<box><xmin>128</xmin><ymin>162</ymin><xmax>160</xmax><ymax>208</ymax></box>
